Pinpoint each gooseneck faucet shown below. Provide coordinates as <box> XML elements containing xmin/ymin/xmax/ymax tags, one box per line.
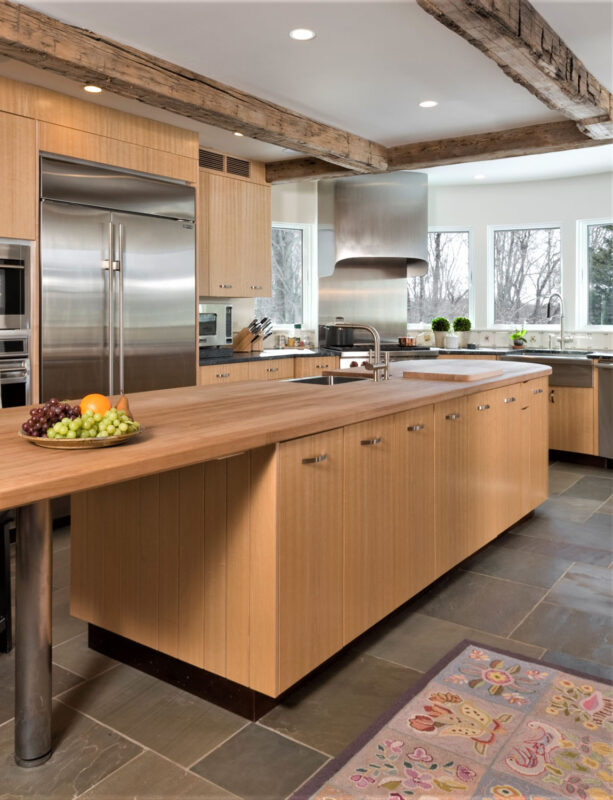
<box><xmin>546</xmin><ymin>293</ymin><xmax>567</xmax><ymax>351</ymax></box>
<box><xmin>332</xmin><ymin>323</ymin><xmax>390</xmax><ymax>381</ymax></box>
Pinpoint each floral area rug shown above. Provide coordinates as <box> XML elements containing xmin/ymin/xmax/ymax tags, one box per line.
<box><xmin>291</xmin><ymin>641</ymin><xmax>612</xmax><ymax>800</ymax></box>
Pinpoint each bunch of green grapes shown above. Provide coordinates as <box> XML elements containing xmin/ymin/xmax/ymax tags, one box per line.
<box><xmin>46</xmin><ymin>407</ymin><xmax>140</xmax><ymax>440</ymax></box>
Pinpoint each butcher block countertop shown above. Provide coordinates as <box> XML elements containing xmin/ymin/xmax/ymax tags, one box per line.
<box><xmin>1</xmin><ymin>359</ymin><xmax>550</xmax><ymax>511</ymax></box>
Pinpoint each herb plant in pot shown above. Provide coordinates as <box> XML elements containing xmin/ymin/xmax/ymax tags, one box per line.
<box><xmin>510</xmin><ymin>329</ymin><xmax>527</xmax><ymax>349</ymax></box>
<box><xmin>453</xmin><ymin>316</ymin><xmax>472</xmax><ymax>348</ymax></box>
<box><xmin>431</xmin><ymin>316</ymin><xmax>450</xmax><ymax>348</ymax></box>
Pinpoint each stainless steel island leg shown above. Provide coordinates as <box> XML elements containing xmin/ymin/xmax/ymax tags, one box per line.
<box><xmin>14</xmin><ymin>500</ymin><xmax>52</xmax><ymax>767</ymax></box>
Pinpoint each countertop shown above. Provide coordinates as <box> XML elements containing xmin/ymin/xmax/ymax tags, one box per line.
<box><xmin>2</xmin><ymin>359</ymin><xmax>549</xmax><ymax>511</ymax></box>
<box><xmin>199</xmin><ymin>348</ymin><xmax>329</xmax><ymax>365</ymax></box>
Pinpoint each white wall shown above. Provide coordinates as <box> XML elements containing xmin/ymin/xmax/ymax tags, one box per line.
<box><xmin>428</xmin><ymin>171</ymin><xmax>613</xmax><ymax>331</ymax></box>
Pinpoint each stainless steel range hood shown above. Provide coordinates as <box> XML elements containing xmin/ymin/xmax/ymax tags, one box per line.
<box><xmin>318</xmin><ymin>171</ymin><xmax>428</xmax><ymax>343</ymax></box>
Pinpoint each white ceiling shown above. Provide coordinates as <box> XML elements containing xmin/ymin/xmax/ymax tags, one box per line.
<box><xmin>8</xmin><ymin>0</ymin><xmax>613</xmax><ymax>183</ymax></box>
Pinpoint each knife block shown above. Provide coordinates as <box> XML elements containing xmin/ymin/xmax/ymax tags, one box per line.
<box><xmin>233</xmin><ymin>328</ymin><xmax>264</xmax><ymax>352</ymax></box>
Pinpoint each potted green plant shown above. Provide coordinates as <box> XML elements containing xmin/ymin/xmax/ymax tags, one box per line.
<box><xmin>510</xmin><ymin>329</ymin><xmax>527</xmax><ymax>349</ymax></box>
<box><xmin>453</xmin><ymin>316</ymin><xmax>472</xmax><ymax>348</ymax></box>
<box><xmin>431</xmin><ymin>316</ymin><xmax>450</xmax><ymax>348</ymax></box>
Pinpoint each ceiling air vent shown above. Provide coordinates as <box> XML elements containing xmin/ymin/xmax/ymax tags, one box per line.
<box><xmin>226</xmin><ymin>157</ymin><xmax>250</xmax><ymax>178</ymax></box>
<box><xmin>199</xmin><ymin>149</ymin><xmax>224</xmax><ymax>171</ymax></box>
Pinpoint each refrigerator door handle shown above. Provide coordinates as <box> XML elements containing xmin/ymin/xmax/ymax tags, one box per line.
<box><xmin>102</xmin><ymin>221</ymin><xmax>115</xmax><ymax>395</ymax></box>
<box><xmin>116</xmin><ymin>223</ymin><xmax>125</xmax><ymax>396</ymax></box>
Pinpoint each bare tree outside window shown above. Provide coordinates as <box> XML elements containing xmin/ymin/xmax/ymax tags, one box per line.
<box><xmin>493</xmin><ymin>227</ymin><xmax>561</xmax><ymax>324</ymax></box>
<box><xmin>587</xmin><ymin>223</ymin><xmax>613</xmax><ymax>325</ymax></box>
<box><xmin>255</xmin><ymin>227</ymin><xmax>303</xmax><ymax>325</ymax></box>
<box><xmin>408</xmin><ymin>231</ymin><xmax>470</xmax><ymax>324</ymax></box>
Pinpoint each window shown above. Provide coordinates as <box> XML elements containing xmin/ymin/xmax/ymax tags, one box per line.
<box><xmin>584</xmin><ymin>221</ymin><xmax>613</xmax><ymax>326</ymax></box>
<box><xmin>491</xmin><ymin>225</ymin><xmax>561</xmax><ymax>325</ymax></box>
<box><xmin>408</xmin><ymin>229</ymin><xmax>471</xmax><ymax>324</ymax></box>
<box><xmin>254</xmin><ymin>223</ymin><xmax>316</xmax><ymax>328</ymax></box>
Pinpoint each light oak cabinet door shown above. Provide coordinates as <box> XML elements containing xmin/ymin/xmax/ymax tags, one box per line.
<box><xmin>277</xmin><ymin>429</ymin><xmax>344</xmax><ymax>692</ymax></box>
<box><xmin>201</xmin><ymin>172</ymin><xmax>271</xmax><ymax>297</ymax></box>
<box><xmin>198</xmin><ymin>362</ymin><xmax>250</xmax><ymax>385</ymax></box>
<box><xmin>549</xmin><ymin>386</ymin><xmax>595</xmax><ymax>455</ymax></box>
<box><xmin>0</xmin><ymin>111</ymin><xmax>36</xmax><ymax>240</ymax></box>
<box><xmin>523</xmin><ymin>377</ymin><xmax>549</xmax><ymax>513</ymax></box>
<box><xmin>247</xmin><ymin>358</ymin><xmax>294</xmax><ymax>381</ymax></box>
<box><xmin>343</xmin><ymin>414</ymin><xmax>398</xmax><ymax>643</ymax></box>
<box><xmin>294</xmin><ymin>356</ymin><xmax>340</xmax><ymax>377</ymax></box>
<box><xmin>496</xmin><ymin>385</ymin><xmax>524</xmax><ymax>532</ymax></box>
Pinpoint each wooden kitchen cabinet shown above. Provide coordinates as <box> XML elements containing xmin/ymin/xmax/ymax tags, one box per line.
<box><xmin>247</xmin><ymin>358</ymin><xmax>294</xmax><ymax>381</ymax></box>
<box><xmin>521</xmin><ymin>377</ymin><xmax>549</xmax><ymax>516</ymax></box>
<box><xmin>294</xmin><ymin>356</ymin><xmax>340</xmax><ymax>377</ymax></box>
<box><xmin>200</xmin><ymin>171</ymin><xmax>271</xmax><ymax>297</ymax></box>
<box><xmin>549</xmin><ymin>386</ymin><xmax>595</xmax><ymax>455</ymax></box>
<box><xmin>496</xmin><ymin>385</ymin><xmax>524</xmax><ymax>532</ymax></box>
<box><xmin>0</xmin><ymin>111</ymin><xmax>37</xmax><ymax>240</ymax></box>
<box><xmin>198</xmin><ymin>362</ymin><xmax>250</xmax><ymax>385</ymax></box>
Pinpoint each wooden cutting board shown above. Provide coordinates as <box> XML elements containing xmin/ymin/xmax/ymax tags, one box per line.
<box><xmin>402</xmin><ymin>360</ymin><xmax>503</xmax><ymax>382</ymax></box>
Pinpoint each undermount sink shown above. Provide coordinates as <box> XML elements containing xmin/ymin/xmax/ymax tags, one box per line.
<box><xmin>288</xmin><ymin>375</ymin><xmax>371</xmax><ymax>386</ymax></box>
<box><xmin>500</xmin><ymin>352</ymin><xmax>593</xmax><ymax>387</ymax></box>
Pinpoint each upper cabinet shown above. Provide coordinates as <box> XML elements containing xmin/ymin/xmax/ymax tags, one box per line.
<box><xmin>0</xmin><ymin>111</ymin><xmax>37</xmax><ymax>241</ymax></box>
<box><xmin>199</xmin><ymin>166</ymin><xmax>271</xmax><ymax>298</ymax></box>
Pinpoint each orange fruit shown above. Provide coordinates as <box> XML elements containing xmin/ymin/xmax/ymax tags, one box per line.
<box><xmin>80</xmin><ymin>393</ymin><xmax>111</xmax><ymax>415</ymax></box>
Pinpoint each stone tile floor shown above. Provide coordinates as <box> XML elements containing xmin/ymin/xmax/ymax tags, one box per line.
<box><xmin>1</xmin><ymin>461</ymin><xmax>611</xmax><ymax>799</ymax></box>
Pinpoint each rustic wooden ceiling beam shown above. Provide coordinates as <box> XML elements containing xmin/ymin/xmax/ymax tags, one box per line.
<box><xmin>0</xmin><ymin>0</ymin><xmax>387</xmax><ymax>172</ymax></box>
<box><xmin>267</xmin><ymin>120</ymin><xmax>610</xmax><ymax>182</ymax></box>
<box><xmin>416</xmin><ymin>0</ymin><xmax>613</xmax><ymax>139</ymax></box>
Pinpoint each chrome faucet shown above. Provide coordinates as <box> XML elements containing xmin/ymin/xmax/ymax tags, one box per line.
<box><xmin>546</xmin><ymin>293</ymin><xmax>571</xmax><ymax>350</ymax></box>
<box><xmin>332</xmin><ymin>323</ymin><xmax>390</xmax><ymax>381</ymax></box>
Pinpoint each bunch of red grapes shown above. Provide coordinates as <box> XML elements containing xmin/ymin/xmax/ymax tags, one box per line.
<box><xmin>21</xmin><ymin>398</ymin><xmax>81</xmax><ymax>438</ymax></box>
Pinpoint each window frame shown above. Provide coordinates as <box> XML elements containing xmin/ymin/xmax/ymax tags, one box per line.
<box><xmin>487</xmin><ymin>221</ymin><xmax>563</xmax><ymax>329</ymax></box>
<box><xmin>260</xmin><ymin>221</ymin><xmax>318</xmax><ymax>333</ymax></box>
<box><xmin>577</xmin><ymin>217</ymin><xmax>613</xmax><ymax>331</ymax></box>
<box><xmin>408</xmin><ymin>226</ymin><xmax>474</xmax><ymax>327</ymax></box>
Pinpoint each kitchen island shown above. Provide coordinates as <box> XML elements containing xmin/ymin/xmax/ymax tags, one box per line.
<box><xmin>1</xmin><ymin>359</ymin><xmax>550</xmax><ymax>766</ymax></box>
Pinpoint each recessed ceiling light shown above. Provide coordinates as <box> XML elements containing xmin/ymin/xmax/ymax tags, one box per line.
<box><xmin>83</xmin><ymin>84</ymin><xmax>102</xmax><ymax>94</ymax></box>
<box><xmin>419</xmin><ymin>100</ymin><xmax>438</xmax><ymax>108</ymax></box>
<box><xmin>289</xmin><ymin>28</ymin><xmax>316</xmax><ymax>41</ymax></box>
<box><xmin>474</xmin><ymin>174</ymin><xmax>486</xmax><ymax>180</ymax></box>
<box><xmin>233</xmin><ymin>132</ymin><xmax>244</xmax><ymax>137</ymax></box>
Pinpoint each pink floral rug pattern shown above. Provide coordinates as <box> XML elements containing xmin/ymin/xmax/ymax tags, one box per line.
<box><xmin>292</xmin><ymin>643</ymin><xmax>612</xmax><ymax>800</ymax></box>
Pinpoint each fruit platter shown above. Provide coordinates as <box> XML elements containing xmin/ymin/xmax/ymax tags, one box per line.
<box><xmin>19</xmin><ymin>393</ymin><xmax>143</xmax><ymax>449</ymax></box>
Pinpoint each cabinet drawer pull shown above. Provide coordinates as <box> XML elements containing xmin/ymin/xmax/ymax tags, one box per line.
<box><xmin>316</xmin><ymin>364</ymin><xmax>329</xmax><ymax>369</ymax></box>
<box><xmin>445</xmin><ymin>413</ymin><xmax>461</xmax><ymax>420</ymax></box>
<box><xmin>250</xmin><ymin>285</ymin><xmax>263</xmax><ymax>290</ymax></box>
<box><xmin>266</xmin><ymin>367</ymin><xmax>279</xmax><ymax>373</ymax></box>
<box><xmin>361</xmin><ymin>437</ymin><xmax>382</xmax><ymax>446</ymax></box>
<box><xmin>216</xmin><ymin>372</ymin><xmax>230</xmax><ymax>378</ymax></box>
<box><xmin>302</xmin><ymin>454</ymin><xmax>327</xmax><ymax>464</ymax></box>
<box><xmin>550</xmin><ymin>390</ymin><xmax>555</xmax><ymax>403</ymax></box>
<box><xmin>477</xmin><ymin>404</ymin><xmax>490</xmax><ymax>411</ymax></box>
<box><xmin>533</xmin><ymin>388</ymin><xmax>543</xmax><ymax>395</ymax></box>
<box><xmin>219</xmin><ymin>283</ymin><xmax>232</xmax><ymax>289</ymax></box>
<box><xmin>407</xmin><ymin>424</ymin><xmax>425</xmax><ymax>431</ymax></box>
<box><xmin>504</xmin><ymin>396</ymin><xmax>516</xmax><ymax>404</ymax></box>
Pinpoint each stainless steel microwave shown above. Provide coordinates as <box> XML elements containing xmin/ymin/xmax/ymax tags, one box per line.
<box><xmin>0</xmin><ymin>241</ymin><xmax>30</xmax><ymax>330</ymax></box>
<box><xmin>199</xmin><ymin>303</ymin><xmax>232</xmax><ymax>347</ymax></box>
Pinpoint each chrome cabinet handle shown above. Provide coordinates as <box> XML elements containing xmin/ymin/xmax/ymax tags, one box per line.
<box><xmin>445</xmin><ymin>413</ymin><xmax>461</xmax><ymax>420</ymax></box>
<box><xmin>361</xmin><ymin>437</ymin><xmax>382</xmax><ymax>445</ymax></box>
<box><xmin>216</xmin><ymin>372</ymin><xmax>230</xmax><ymax>378</ymax></box>
<box><xmin>477</xmin><ymin>404</ymin><xmax>490</xmax><ymax>411</ymax></box>
<box><xmin>250</xmin><ymin>285</ymin><xmax>263</xmax><ymax>290</ymax></box>
<box><xmin>266</xmin><ymin>367</ymin><xmax>279</xmax><ymax>373</ymax></box>
<box><xmin>533</xmin><ymin>388</ymin><xmax>543</xmax><ymax>394</ymax></box>
<box><xmin>550</xmin><ymin>390</ymin><xmax>555</xmax><ymax>403</ymax></box>
<box><xmin>302</xmin><ymin>454</ymin><xmax>327</xmax><ymax>464</ymax></box>
<box><xmin>407</xmin><ymin>424</ymin><xmax>425</xmax><ymax>431</ymax></box>
<box><xmin>315</xmin><ymin>364</ymin><xmax>329</xmax><ymax>369</ymax></box>
<box><xmin>504</xmin><ymin>397</ymin><xmax>516</xmax><ymax>404</ymax></box>
<box><xmin>219</xmin><ymin>283</ymin><xmax>232</xmax><ymax>289</ymax></box>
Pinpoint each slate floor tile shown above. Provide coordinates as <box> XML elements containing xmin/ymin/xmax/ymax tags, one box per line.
<box><xmin>82</xmin><ymin>749</ymin><xmax>238</xmax><ymax>799</ymax></box>
<box><xmin>0</xmin><ymin>650</ymin><xmax>83</xmax><ymax>726</ymax></box>
<box><xmin>512</xmin><ymin>511</ymin><xmax>613</xmax><ymax>552</ymax></box>
<box><xmin>411</xmin><ymin>569</ymin><xmax>546</xmax><ymax>636</ymax></box>
<box><xmin>562</xmin><ymin>475</ymin><xmax>613</xmax><ymax>502</ymax></box>
<box><xmin>545</xmin><ymin>562</ymin><xmax>613</xmax><ymax>616</ymax></box>
<box><xmin>355</xmin><ymin>610</ymin><xmax>545</xmax><ymax>672</ymax></box>
<box><xmin>549</xmin><ymin>469</ymin><xmax>582</xmax><ymax>495</ymax></box>
<box><xmin>52</xmin><ymin>585</ymin><xmax>87</xmax><ymax>646</ymax></box>
<box><xmin>52</xmin><ymin>545</ymin><xmax>71</xmax><ymax>591</ymax></box>
<box><xmin>550</xmin><ymin>461</ymin><xmax>611</xmax><ymax>477</ymax></box>
<box><xmin>460</xmin><ymin>540</ymin><xmax>571</xmax><ymax>587</ymax></box>
<box><xmin>538</xmin><ymin>495</ymin><xmax>604</xmax><ymax>523</ymax></box>
<box><xmin>599</xmin><ymin>496</ymin><xmax>613</xmax><ymax>515</ymax></box>
<box><xmin>59</xmin><ymin>663</ymin><xmax>247</xmax><ymax>767</ymax></box>
<box><xmin>498</xmin><ymin>531</ymin><xmax>612</xmax><ymax>567</ymax></box>
<box><xmin>512</xmin><ymin>601</ymin><xmax>613</xmax><ymax>666</ymax></box>
<box><xmin>53</xmin><ymin>632</ymin><xmax>118</xmax><ymax>680</ymax></box>
<box><xmin>260</xmin><ymin>652</ymin><xmax>419</xmax><ymax>757</ymax></box>
<box><xmin>191</xmin><ymin>723</ymin><xmax>327</xmax><ymax>800</ymax></box>
<box><xmin>53</xmin><ymin>525</ymin><xmax>71</xmax><ymax>552</ymax></box>
<box><xmin>543</xmin><ymin>650</ymin><xmax>613</xmax><ymax>682</ymax></box>
<box><xmin>0</xmin><ymin>700</ymin><xmax>141</xmax><ymax>799</ymax></box>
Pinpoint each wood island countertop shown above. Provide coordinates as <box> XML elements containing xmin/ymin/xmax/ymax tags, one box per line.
<box><xmin>1</xmin><ymin>359</ymin><xmax>550</xmax><ymax>511</ymax></box>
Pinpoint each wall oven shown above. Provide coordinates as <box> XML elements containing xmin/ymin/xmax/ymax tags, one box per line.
<box><xmin>0</xmin><ymin>242</ymin><xmax>30</xmax><ymax>331</ymax></box>
<box><xmin>0</xmin><ymin>332</ymin><xmax>29</xmax><ymax>408</ymax></box>
<box><xmin>199</xmin><ymin>303</ymin><xmax>232</xmax><ymax>347</ymax></box>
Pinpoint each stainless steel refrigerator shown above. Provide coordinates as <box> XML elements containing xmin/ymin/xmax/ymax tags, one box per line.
<box><xmin>40</xmin><ymin>157</ymin><xmax>196</xmax><ymax>401</ymax></box>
